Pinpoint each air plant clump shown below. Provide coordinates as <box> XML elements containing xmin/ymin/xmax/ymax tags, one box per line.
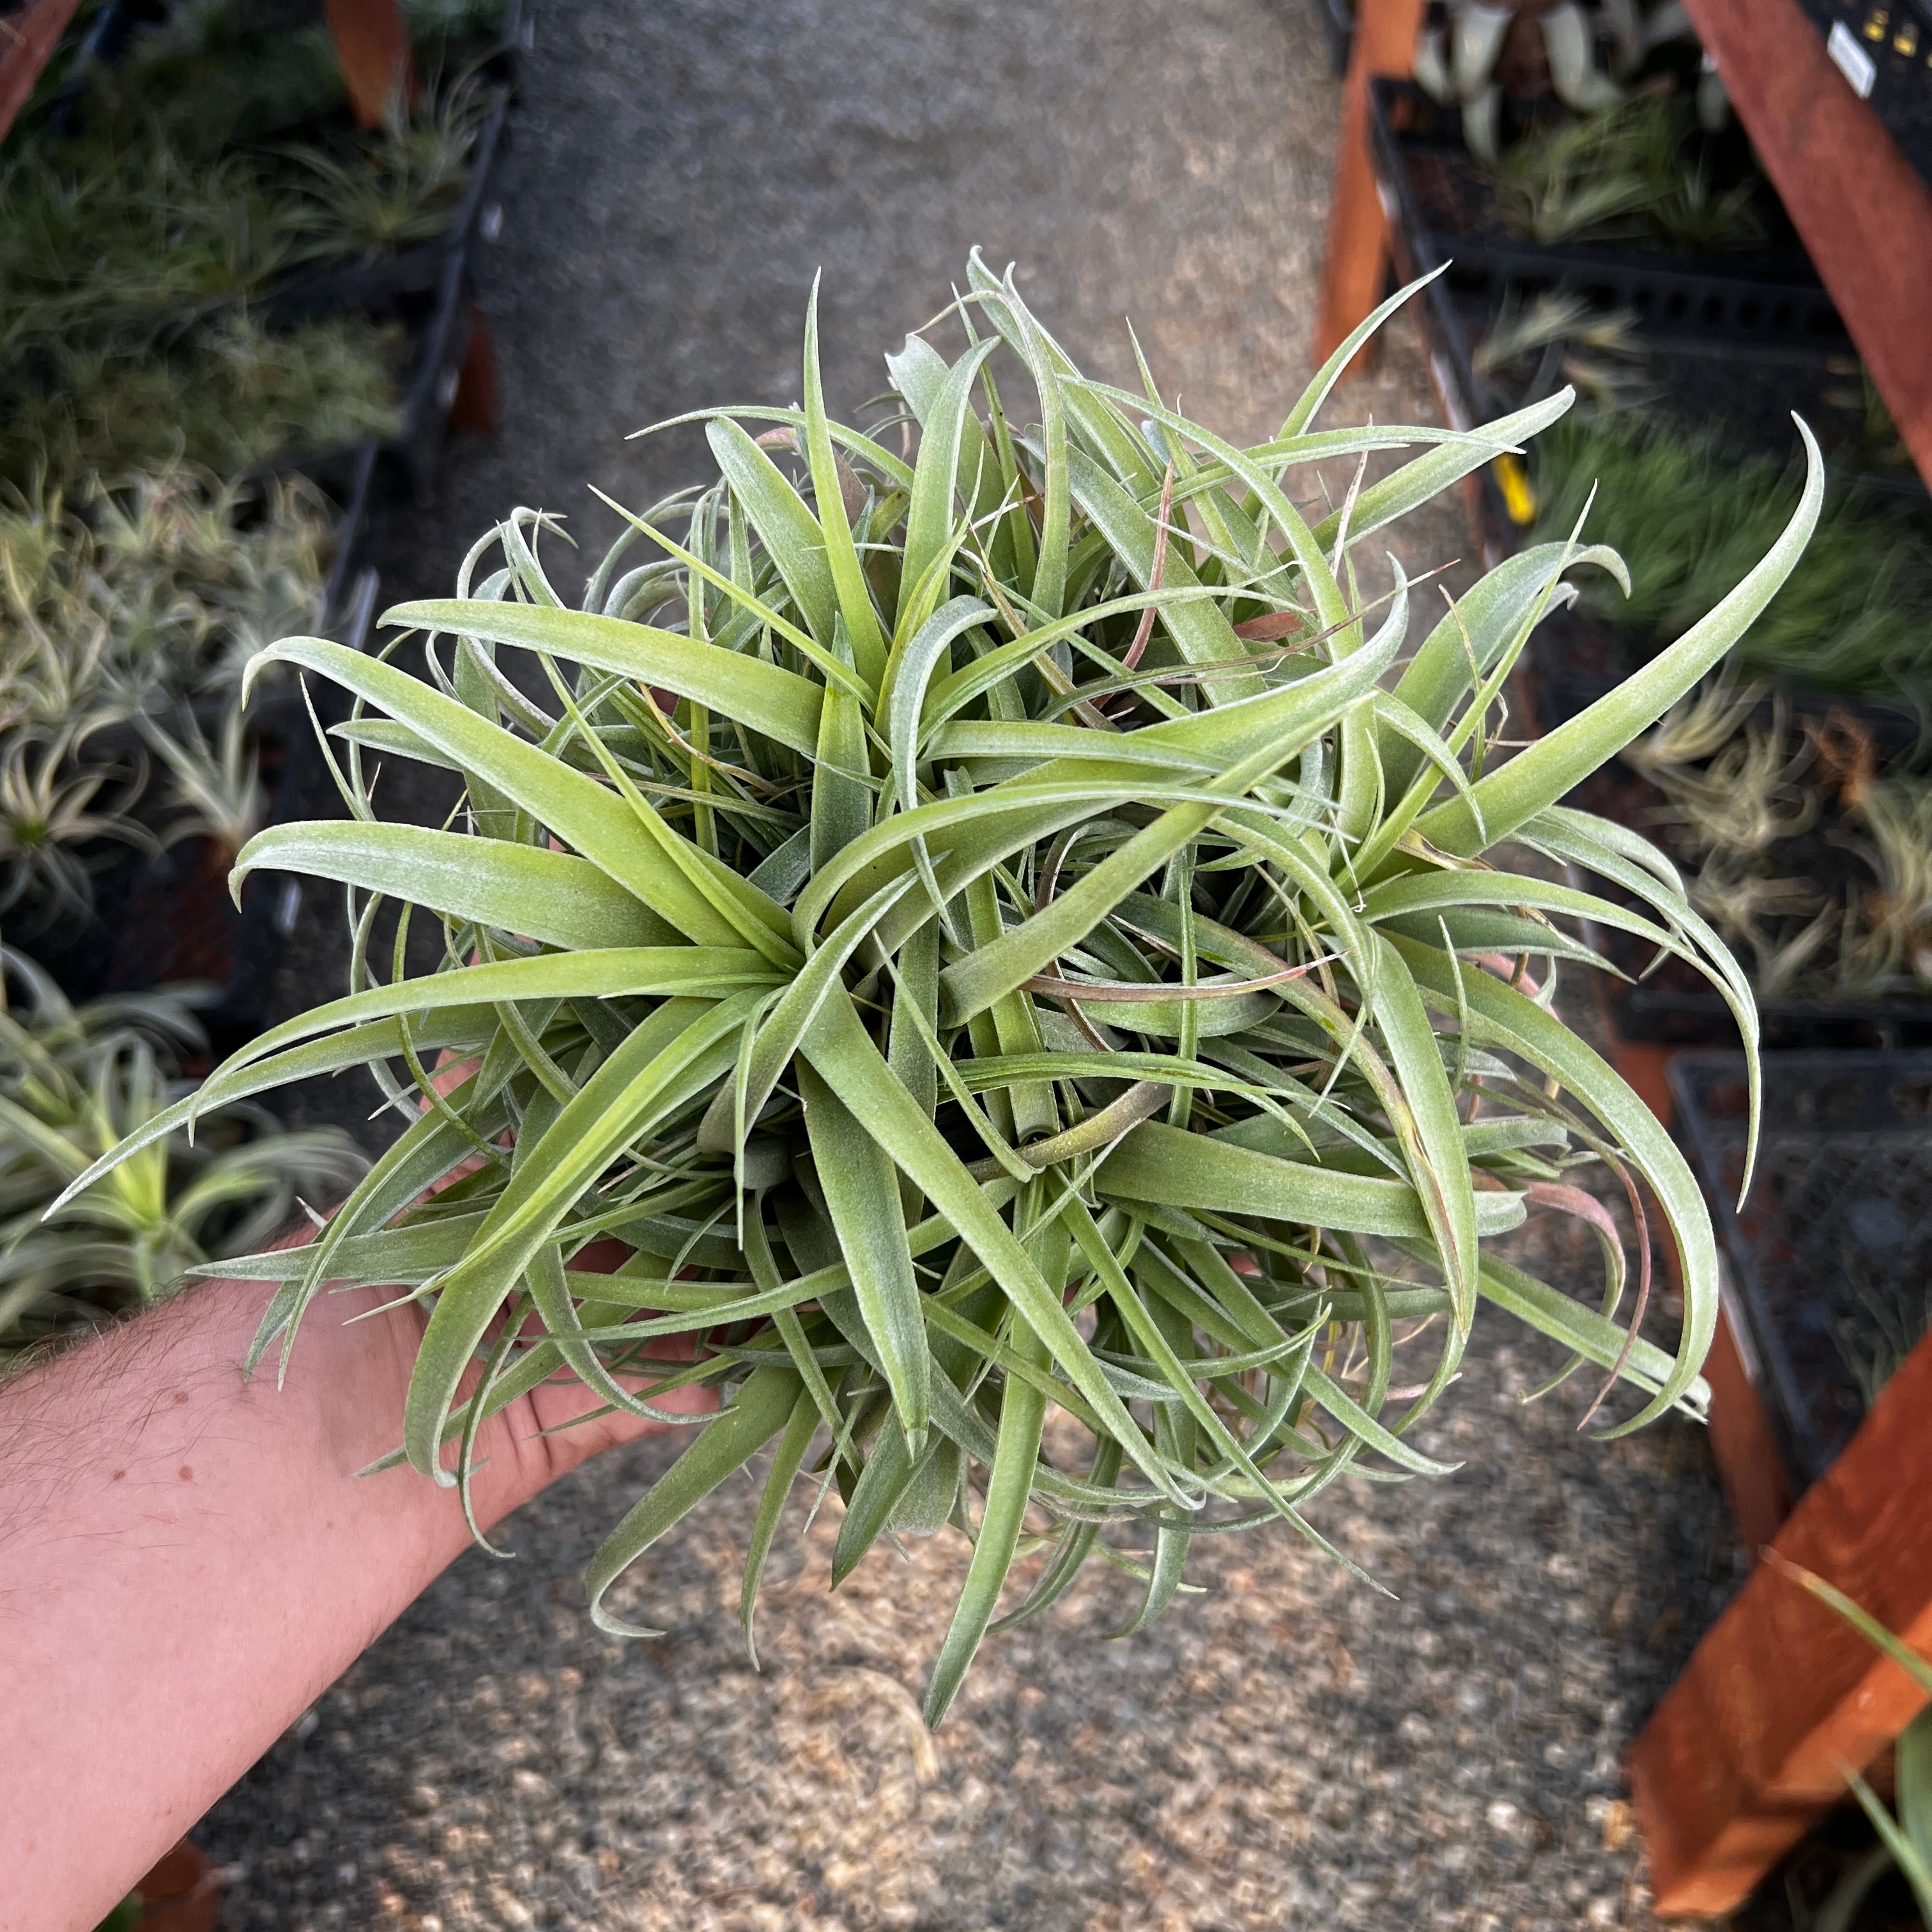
<box><xmin>0</xmin><ymin>725</ymin><xmax>148</xmax><ymax>927</ymax></box>
<box><xmin>1496</xmin><ymin>92</ymin><xmax>1761</xmax><ymax>250</ymax></box>
<box><xmin>279</xmin><ymin>82</ymin><xmax>494</xmax><ymax>263</ymax></box>
<box><xmin>0</xmin><ymin>312</ymin><xmax>404</xmax><ymax>494</ymax></box>
<box><xmin>1</xmin><ymin>54</ymin><xmax>492</xmax><ymax>372</ymax></box>
<box><xmin>1529</xmin><ymin>411</ymin><xmax>1932</xmax><ymax>699</ymax></box>
<box><xmin>75</xmin><ymin>258</ymin><xmax>1820</xmax><ymax>1724</ymax></box>
<box><xmin>1411</xmin><ymin>0</ymin><xmax>1710</xmax><ymax>165</ymax></box>
<box><xmin>66</xmin><ymin>0</ymin><xmax>508</xmax><ymax>162</ymax></box>
<box><xmin>0</xmin><ymin>141</ymin><xmax>299</xmax><ymax>364</ymax></box>
<box><xmin>1473</xmin><ymin>290</ymin><xmax>1648</xmax><ymax>415</ymax></box>
<box><xmin>0</xmin><ymin>464</ymin><xmax>334</xmax><ymax>913</ymax></box>
<box><xmin>0</xmin><ymin>947</ymin><xmax>364</xmax><ymax>1358</ymax></box>
<box><xmin>1627</xmin><ymin>691</ymin><xmax>1932</xmax><ymax>999</ymax></box>
<box><xmin>1</xmin><ymin>466</ymin><xmax>334</xmax><ymax>724</ymax></box>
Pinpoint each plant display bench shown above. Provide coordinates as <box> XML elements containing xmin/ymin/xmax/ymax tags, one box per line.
<box><xmin>1629</xmin><ymin>1315</ymin><xmax>1932</xmax><ymax>1914</ymax></box>
<box><xmin>1318</xmin><ymin>0</ymin><xmax>1932</xmax><ymax>1911</ymax></box>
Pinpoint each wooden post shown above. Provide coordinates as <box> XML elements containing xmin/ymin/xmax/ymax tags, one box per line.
<box><xmin>1313</xmin><ymin>0</ymin><xmax>1427</xmax><ymax>372</ymax></box>
<box><xmin>1629</xmin><ymin>1324</ymin><xmax>1932</xmax><ymax>1917</ymax></box>
<box><xmin>0</xmin><ymin>0</ymin><xmax>82</xmax><ymax>144</ymax></box>
<box><xmin>1683</xmin><ymin>0</ymin><xmax>1932</xmax><ymax>487</ymax></box>
<box><xmin>322</xmin><ymin>0</ymin><xmax>417</xmax><ymax>129</ymax></box>
<box><xmin>447</xmin><ymin>305</ymin><xmax>500</xmax><ymax>436</ymax></box>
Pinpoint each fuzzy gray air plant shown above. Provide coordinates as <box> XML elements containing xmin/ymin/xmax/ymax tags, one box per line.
<box><xmin>76</xmin><ymin>257</ymin><xmax>1818</xmax><ymax>1726</ymax></box>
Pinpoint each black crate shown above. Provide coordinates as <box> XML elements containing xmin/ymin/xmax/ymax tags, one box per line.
<box><xmin>1368</xmin><ymin>79</ymin><xmax>1848</xmax><ymax>347</ymax></box>
<box><xmin>1671</xmin><ymin>1049</ymin><xmax>1932</xmax><ymax>1490</ymax></box>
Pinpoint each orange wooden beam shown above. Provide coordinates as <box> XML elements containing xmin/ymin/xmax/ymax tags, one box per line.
<box><xmin>0</xmin><ymin>0</ymin><xmax>81</xmax><ymax>144</ymax></box>
<box><xmin>1629</xmin><ymin>1324</ymin><xmax>1932</xmax><ymax>1917</ymax></box>
<box><xmin>1685</xmin><ymin>0</ymin><xmax>1932</xmax><ymax>487</ymax></box>
<box><xmin>322</xmin><ymin>0</ymin><xmax>417</xmax><ymax>128</ymax></box>
<box><xmin>1314</xmin><ymin>0</ymin><xmax>1426</xmax><ymax>374</ymax></box>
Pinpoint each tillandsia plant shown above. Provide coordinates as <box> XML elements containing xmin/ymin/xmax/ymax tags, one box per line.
<box><xmin>1</xmin><ymin>466</ymin><xmax>334</xmax><ymax>729</ymax></box>
<box><xmin>1473</xmin><ymin>290</ymin><xmax>1648</xmax><ymax>417</ymax></box>
<box><xmin>281</xmin><ymin>81</ymin><xmax>494</xmax><ymax>264</ymax></box>
<box><xmin>1529</xmin><ymin>413</ymin><xmax>1932</xmax><ymax>700</ymax></box>
<box><xmin>1627</xmin><ymin>689</ymin><xmax>1932</xmax><ymax>999</ymax></box>
<box><xmin>0</xmin><ymin>947</ymin><xmax>364</xmax><ymax>1356</ymax></box>
<box><xmin>70</xmin><ymin>257</ymin><xmax>1820</xmax><ymax>1725</ymax></box>
<box><xmin>63</xmin><ymin>0</ymin><xmax>507</xmax><ymax>162</ymax></box>
<box><xmin>0</xmin><ymin>312</ymin><xmax>404</xmax><ymax>494</ymax></box>
<box><xmin>0</xmin><ymin>141</ymin><xmax>299</xmax><ymax>364</ymax></box>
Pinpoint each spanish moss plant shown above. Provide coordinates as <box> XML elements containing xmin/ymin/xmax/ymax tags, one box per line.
<box><xmin>1529</xmin><ymin>411</ymin><xmax>1932</xmax><ymax>699</ymax></box>
<box><xmin>76</xmin><ymin>257</ymin><xmax>1819</xmax><ymax>1724</ymax></box>
<box><xmin>0</xmin><ymin>312</ymin><xmax>404</xmax><ymax>493</ymax></box>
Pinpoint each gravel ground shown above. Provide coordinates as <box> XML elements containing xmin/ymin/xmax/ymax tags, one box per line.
<box><xmin>220</xmin><ymin>0</ymin><xmax>1747</xmax><ymax>1924</ymax></box>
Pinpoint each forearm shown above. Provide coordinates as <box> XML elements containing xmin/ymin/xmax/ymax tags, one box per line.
<box><xmin>0</xmin><ymin>1266</ymin><xmax>542</xmax><ymax>1930</ymax></box>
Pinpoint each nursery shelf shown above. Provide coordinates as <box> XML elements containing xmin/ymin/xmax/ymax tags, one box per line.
<box><xmin>0</xmin><ymin>0</ymin><xmax>80</xmax><ymax>141</ymax></box>
<box><xmin>1629</xmin><ymin>1319</ymin><xmax>1932</xmax><ymax>1915</ymax></box>
<box><xmin>1317</xmin><ymin>0</ymin><xmax>1932</xmax><ymax>490</ymax></box>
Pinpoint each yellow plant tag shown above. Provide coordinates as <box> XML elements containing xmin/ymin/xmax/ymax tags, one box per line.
<box><xmin>1493</xmin><ymin>452</ymin><xmax>1537</xmax><ymax>526</ymax></box>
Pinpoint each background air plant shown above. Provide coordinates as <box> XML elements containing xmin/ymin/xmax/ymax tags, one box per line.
<box><xmin>1473</xmin><ymin>290</ymin><xmax>1648</xmax><ymax>415</ymax></box>
<box><xmin>67</xmin><ymin>0</ymin><xmax>509</xmax><ymax>161</ymax></box>
<box><xmin>0</xmin><ymin>726</ymin><xmax>148</xmax><ymax>925</ymax></box>
<box><xmin>1841</xmin><ymin>775</ymin><xmax>1932</xmax><ymax>991</ymax></box>
<box><xmin>1</xmin><ymin>466</ymin><xmax>333</xmax><ymax>721</ymax></box>
<box><xmin>0</xmin><ymin>466</ymin><xmax>330</xmax><ymax>923</ymax></box>
<box><xmin>0</xmin><ymin>140</ymin><xmax>298</xmax><ymax>364</ymax></box>
<box><xmin>1621</xmin><ymin>689</ymin><xmax>1932</xmax><ymax>1000</ymax></box>
<box><xmin>75</xmin><ymin>258</ymin><xmax>1819</xmax><ymax>1724</ymax></box>
<box><xmin>1496</xmin><ymin>93</ymin><xmax>1759</xmax><ymax>250</ymax></box>
<box><xmin>0</xmin><ymin>947</ymin><xmax>363</xmax><ymax>1357</ymax></box>
<box><xmin>1529</xmin><ymin>412</ymin><xmax>1932</xmax><ymax>699</ymax></box>
<box><xmin>0</xmin><ymin>312</ymin><xmax>404</xmax><ymax>493</ymax></box>
<box><xmin>1411</xmin><ymin>0</ymin><xmax>1713</xmax><ymax>164</ymax></box>
<box><xmin>282</xmin><ymin>82</ymin><xmax>492</xmax><ymax>263</ymax></box>
<box><xmin>141</xmin><ymin>702</ymin><xmax>268</xmax><ymax>861</ymax></box>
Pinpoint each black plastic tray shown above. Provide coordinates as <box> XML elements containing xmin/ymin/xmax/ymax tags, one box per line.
<box><xmin>1368</xmin><ymin>78</ymin><xmax>1848</xmax><ymax>347</ymax></box>
<box><xmin>1671</xmin><ymin>1049</ymin><xmax>1932</xmax><ymax>1491</ymax></box>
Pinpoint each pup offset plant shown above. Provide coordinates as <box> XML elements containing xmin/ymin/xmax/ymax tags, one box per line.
<box><xmin>70</xmin><ymin>257</ymin><xmax>1818</xmax><ymax>1725</ymax></box>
